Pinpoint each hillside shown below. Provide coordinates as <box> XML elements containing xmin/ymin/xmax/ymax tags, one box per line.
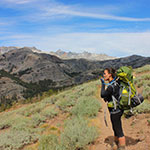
<box><xmin>0</xmin><ymin>47</ymin><xmax>150</xmax><ymax>104</ymax></box>
<box><xmin>0</xmin><ymin>65</ymin><xmax>150</xmax><ymax>150</ymax></box>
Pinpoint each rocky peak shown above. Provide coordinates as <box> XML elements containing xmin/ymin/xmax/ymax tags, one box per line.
<box><xmin>50</xmin><ymin>50</ymin><xmax>116</xmax><ymax>61</ymax></box>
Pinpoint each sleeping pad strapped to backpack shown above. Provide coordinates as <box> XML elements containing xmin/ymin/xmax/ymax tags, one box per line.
<box><xmin>108</xmin><ymin>66</ymin><xmax>144</xmax><ymax>110</ymax></box>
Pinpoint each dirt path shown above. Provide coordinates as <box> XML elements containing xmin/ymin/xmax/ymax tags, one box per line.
<box><xmin>89</xmin><ymin>85</ymin><xmax>150</xmax><ymax>150</ymax></box>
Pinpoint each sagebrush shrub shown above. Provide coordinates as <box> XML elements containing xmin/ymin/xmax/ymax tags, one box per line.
<box><xmin>71</xmin><ymin>97</ymin><xmax>101</xmax><ymax>117</ymax></box>
<box><xmin>38</xmin><ymin>134</ymin><xmax>61</xmax><ymax>150</ymax></box>
<box><xmin>17</xmin><ymin>103</ymin><xmax>46</xmax><ymax>117</ymax></box>
<box><xmin>0</xmin><ymin>130</ymin><xmax>38</xmax><ymax>150</ymax></box>
<box><xmin>31</xmin><ymin>113</ymin><xmax>47</xmax><ymax>127</ymax></box>
<box><xmin>135</xmin><ymin>65</ymin><xmax>150</xmax><ymax>73</ymax></box>
<box><xmin>133</xmin><ymin>100</ymin><xmax>150</xmax><ymax>114</ymax></box>
<box><xmin>41</xmin><ymin>106</ymin><xmax>58</xmax><ymax>119</ymax></box>
<box><xmin>61</xmin><ymin>116</ymin><xmax>99</xmax><ymax>150</ymax></box>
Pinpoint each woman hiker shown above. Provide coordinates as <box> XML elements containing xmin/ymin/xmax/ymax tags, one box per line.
<box><xmin>100</xmin><ymin>68</ymin><xmax>126</xmax><ymax>150</ymax></box>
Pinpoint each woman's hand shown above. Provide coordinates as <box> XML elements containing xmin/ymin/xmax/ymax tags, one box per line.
<box><xmin>100</xmin><ymin>77</ymin><xmax>105</xmax><ymax>84</ymax></box>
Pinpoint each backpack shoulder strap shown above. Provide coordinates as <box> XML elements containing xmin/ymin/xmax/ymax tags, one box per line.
<box><xmin>109</xmin><ymin>80</ymin><xmax>120</xmax><ymax>93</ymax></box>
<box><xmin>109</xmin><ymin>80</ymin><xmax>121</xmax><ymax>110</ymax></box>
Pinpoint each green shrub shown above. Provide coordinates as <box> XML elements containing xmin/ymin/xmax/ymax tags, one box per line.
<box><xmin>0</xmin><ymin>116</ymin><xmax>12</xmax><ymax>130</ymax></box>
<box><xmin>0</xmin><ymin>130</ymin><xmax>38</xmax><ymax>150</ymax></box>
<box><xmin>71</xmin><ymin>97</ymin><xmax>101</xmax><ymax>117</ymax></box>
<box><xmin>42</xmin><ymin>97</ymin><xmax>58</xmax><ymax>104</ymax></box>
<box><xmin>55</xmin><ymin>97</ymin><xmax>76</xmax><ymax>112</ymax></box>
<box><xmin>66</xmin><ymin>94</ymin><xmax>78</xmax><ymax>102</ymax></box>
<box><xmin>38</xmin><ymin>134</ymin><xmax>61</xmax><ymax>150</ymax></box>
<box><xmin>141</xmin><ymin>74</ymin><xmax>150</xmax><ymax>80</ymax></box>
<box><xmin>17</xmin><ymin>103</ymin><xmax>46</xmax><ymax>117</ymax></box>
<box><xmin>133</xmin><ymin>100</ymin><xmax>150</xmax><ymax>114</ymax></box>
<box><xmin>80</xmin><ymin>86</ymin><xmax>96</xmax><ymax>97</ymax></box>
<box><xmin>41</xmin><ymin>106</ymin><xmax>58</xmax><ymax>119</ymax></box>
<box><xmin>134</xmin><ymin>73</ymin><xmax>150</xmax><ymax>99</ymax></box>
<box><xmin>134</xmin><ymin>80</ymin><xmax>144</xmax><ymax>88</ymax></box>
<box><xmin>134</xmin><ymin>74</ymin><xmax>150</xmax><ymax>83</ymax></box>
<box><xmin>142</xmin><ymin>85</ymin><xmax>150</xmax><ymax>99</ymax></box>
<box><xmin>135</xmin><ymin>65</ymin><xmax>150</xmax><ymax>73</ymax></box>
<box><xmin>0</xmin><ymin>111</ymin><xmax>17</xmax><ymax>130</ymax></box>
<box><xmin>75</xmin><ymin>82</ymin><xmax>97</xmax><ymax>97</ymax></box>
<box><xmin>11</xmin><ymin>115</ymin><xmax>32</xmax><ymax>131</ymax></box>
<box><xmin>31</xmin><ymin>113</ymin><xmax>47</xmax><ymax>127</ymax></box>
<box><xmin>60</xmin><ymin>117</ymin><xmax>99</xmax><ymax>150</ymax></box>
<box><xmin>0</xmin><ymin>120</ymin><xmax>11</xmax><ymax>130</ymax></box>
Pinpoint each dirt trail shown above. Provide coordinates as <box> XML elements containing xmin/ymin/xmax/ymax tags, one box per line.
<box><xmin>89</xmin><ymin>85</ymin><xmax>150</xmax><ymax>150</ymax></box>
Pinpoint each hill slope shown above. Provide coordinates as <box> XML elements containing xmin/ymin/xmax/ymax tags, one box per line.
<box><xmin>0</xmin><ymin>65</ymin><xmax>150</xmax><ymax>150</ymax></box>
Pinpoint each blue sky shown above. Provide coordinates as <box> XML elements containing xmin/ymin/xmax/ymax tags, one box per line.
<box><xmin>1</xmin><ymin>0</ymin><xmax>150</xmax><ymax>57</ymax></box>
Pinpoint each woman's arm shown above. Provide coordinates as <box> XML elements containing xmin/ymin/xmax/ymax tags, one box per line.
<box><xmin>101</xmin><ymin>83</ymin><xmax>113</xmax><ymax>101</ymax></box>
<box><xmin>101</xmin><ymin>84</ymin><xmax>112</xmax><ymax>97</ymax></box>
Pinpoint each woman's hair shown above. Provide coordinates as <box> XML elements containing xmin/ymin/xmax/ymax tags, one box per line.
<box><xmin>104</xmin><ymin>68</ymin><xmax>116</xmax><ymax>78</ymax></box>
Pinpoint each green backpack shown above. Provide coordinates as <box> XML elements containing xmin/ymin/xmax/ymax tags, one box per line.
<box><xmin>108</xmin><ymin>66</ymin><xmax>144</xmax><ymax>110</ymax></box>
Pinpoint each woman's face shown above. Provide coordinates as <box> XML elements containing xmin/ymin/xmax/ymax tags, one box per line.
<box><xmin>103</xmin><ymin>69</ymin><xmax>112</xmax><ymax>81</ymax></box>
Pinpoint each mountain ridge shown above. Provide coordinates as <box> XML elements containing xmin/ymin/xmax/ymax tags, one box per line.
<box><xmin>0</xmin><ymin>46</ymin><xmax>116</xmax><ymax>61</ymax></box>
<box><xmin>0</xmin><ymin>47</ymin><xmax>150</xmax><ymax>106</ymax></box>
<box><xmin>50</xmin><ymin>49</ymin><xmax>116</xmax><ymax>61</ymax></box>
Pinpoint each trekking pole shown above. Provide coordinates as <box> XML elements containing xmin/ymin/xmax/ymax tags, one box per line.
<box><xmin>104</xmin><ymin>108</ymin><xmax>108</xmax><ymax>127</ymax></box>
